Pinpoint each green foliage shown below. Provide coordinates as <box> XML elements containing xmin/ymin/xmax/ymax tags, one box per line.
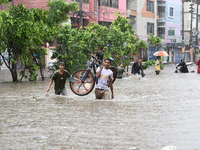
<box><xmin>51</xmin><ymin>25</ymin><xmax>91</xmax><ymax>73</ymax></box>
<box><xmin>147</xmin><ymin>34</ymin><xmax>162</xmax><ymax>46</ymax></box>
<box><xmin>0</xmin><ymin>0</ymin><xmax>78</xmax><ymax>82</ymax></box>
<box><xmin>142</xmin><ymin>58</ymin><xmax>165</xmax><ymax>70</ymax></box>
<box><xmin>142</xmin><ymin>59</ymin><xmax>156</xmax><ymax>70</ymax></box>
<box><xmin>51</xmin><ymin>15</ymin><xmax>148</xmax><ymax>73</ymax></box>
<box><xmin>85</xmin><ymin>15</ymin><xmax>147</xmax><ymax>68</ymax></box>
<box><xmin>47</xmin><ymin>0</ymin><xmax>78</xmax><ymax>26</ymax></box>
<box><xmin>0</xmin><ymin>0</ymin><xmax>8</xmax><ymax>5</ymax></box>
<box><xmin>160</xmin><ymin>57</ymin><xmax>165</xmax><ymax>70</ymax></box>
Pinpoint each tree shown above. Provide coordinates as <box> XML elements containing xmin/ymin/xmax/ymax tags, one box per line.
<box><xmin>51</xmin><ymin>25</ymin><xmax>91</xmax><ymax>73</ymax></box>
<box><xmin>0</xmin><ymin>0</ymin><xmax>8</xmax><ymax>5</ymax></box>
<box><xmin>86</xmin><ymin>14</ymin><xmax>148</xmax><ymax>67</ymax></box>
<box><xmin>51</xmin><ymin>14</ymin><xmax>148</xmax><ymax>73</ymax></box>
<box><xmin>147</xmin><ymin>34</ymin><xmax>162</xmax><ymax>46</ymax></box>
<box><xmin>0</xmin><ymin>0</ymin><xmax>78</xmax><ymax>82</ymax></box>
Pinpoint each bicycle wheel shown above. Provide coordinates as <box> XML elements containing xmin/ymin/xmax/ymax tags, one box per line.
<box><xmin>109</xmin><ymin>66</ymin><xmax>117</xmax><ymax>83</ymax></box>
<box><xmin>69</xmin><ymin>69</ymin><xmax>95</xmax><ymax>96</ymax></box>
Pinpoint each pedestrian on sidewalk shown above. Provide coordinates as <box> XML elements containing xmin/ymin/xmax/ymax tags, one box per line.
<box><xmin>46</xmin><ymin>62</ymin><xmax>70</xmax><ymax>96</ymax></box>
<box><xmin>95</xmin><ymin>58</ymin><xmax>114</xmax><ymax>99</ymax></box>
<box><xmin>196</xmin><ymin>58</ymin><xmax>200</xmax><ymax>73</ymax></box>
<box><xmin>117</xmin><ymin>63</ymin><xmax>130</xmax><ymax>79</ymax></box>
<box><xmin>155</xmin><ymin>56</ymin><xmax>161</xmax><ymax>75</ymax></box>
<box><xmin>131</xmin><ymin>58</ymin><xmax>145</xmax><ymax>77</ymax></box>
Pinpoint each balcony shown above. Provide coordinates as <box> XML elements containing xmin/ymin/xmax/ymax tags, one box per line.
<box><xmin>158</xmin><ymin>34</ymin><xmax>165</xmax><ymax>39</ymax></box>
<box><xmin>157</xmin><ymin>6</ymin><xmax>166</xmax><ymax>22</ymax></box>
<box><xmin>157</xmin><ymin>18</ymin><xmax>166</xmax><ymax>23</ymax></box>
<box><xmin>158</xmin><ymin>27</ymin><xmax>165</xmax><ymax>39</ymax></box>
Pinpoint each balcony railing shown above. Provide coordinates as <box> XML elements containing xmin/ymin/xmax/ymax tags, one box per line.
<box><xmin>158</xmin><ymin>34</ymin><xmax>165</xmax><ymax>39</ymax></box>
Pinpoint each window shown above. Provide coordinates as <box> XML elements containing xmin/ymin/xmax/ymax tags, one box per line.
<box><xmin>147</xmin><ymin>23</ymin><xmax>154</xmax><ymax>34</ymax></box>
<box><xmin>73</xmin><ymin>0</ymin><xmax>89</xmax><ymax>3</ymax></box>
<box><xmin>147</xmin><ymin>0</ymin><xmax>154</xmax><ymax>12</ymax></box>
<box><xmin>157</xmin><ymin>22</ymin><xmax>165</xmax><ymax>26</ymax></box>
<box><xmin>169</xmin><ymin>7</ymin><xmax>174</xmax><ymax>17</ymax></box>
<box><xmin>158</xmin><ymin>28</ymin><xmax>165</xmax><ymax>39</ymax></box>
<box><xmin>99</xmin><ymin>0</ymin><xmax>119</xmax><ymax>8</ymax></box>
<box><xmin>158</xmin><ymin>6</ymin><xmax>165</xmax><ymax>18</ymax></box>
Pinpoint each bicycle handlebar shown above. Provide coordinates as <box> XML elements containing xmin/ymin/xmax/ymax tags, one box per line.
<box><xmin>91</xmin><ymin>55</ymin><xmax>102</xmax><ymax>64</ymax></box>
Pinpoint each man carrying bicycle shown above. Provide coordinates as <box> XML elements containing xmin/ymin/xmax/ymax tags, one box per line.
<box><xmin>95</xmin><ymin>58</ymin><xmax>114</xmax><ymax>99</ymax></box>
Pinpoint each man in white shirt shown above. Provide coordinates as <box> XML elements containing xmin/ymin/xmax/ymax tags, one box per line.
<box><xmin>95</xmin><ymin>58</ymin><xmax>114</xmax><ymax>99</ymax></box>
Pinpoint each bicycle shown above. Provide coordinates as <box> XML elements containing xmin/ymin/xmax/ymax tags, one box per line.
<box><xmin>69</xmin><ymin>56</ymin><xmax>117</xmax><ymax>96</ymax></box>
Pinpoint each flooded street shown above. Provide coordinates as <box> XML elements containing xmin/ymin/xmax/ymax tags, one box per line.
<box><xmin>0</xmin><ymin>64</ymin><xmax>200</xmax><ymax>150</ymax></box>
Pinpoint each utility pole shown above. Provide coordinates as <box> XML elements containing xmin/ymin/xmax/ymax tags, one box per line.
<box><xmin>189</xmin><ymin>3</ymin><xmax>195</xmax><ymax>61</ymax></box>
<box><xmin>79</xmin><ymin>0</ymin><xmax>83</xmax><ymax>27</ymax></box>
<box><xmin>196</xmin><ymin>4</ymin><xmax>199</xmax><ymax>62</ymax></box>
<box><xmin>182</xmin><ymin>0</ymin><xmax>185</xmax><ymax>59</ymax></box>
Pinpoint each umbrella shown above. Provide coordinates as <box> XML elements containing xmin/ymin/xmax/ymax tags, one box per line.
<box><xmin>153</xmin><ymin>51</ymin><xmax>169</xmax><ymax>57</ymax></box>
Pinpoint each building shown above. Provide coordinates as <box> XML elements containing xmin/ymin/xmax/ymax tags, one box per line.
<box><xmin>1</xmin><ymin>0</ymin><xmax>126</xmax><ymax>27</ymax></box>
<box><xmin>126</xmin><ymin>0</ymin><xmax>158</xmax><ymax>61</ymax></box>
<box><xmin>0</xmin><ymin>0</ymin><xmax>48</xmax><ymax>9</ymax></box>
<box><xmin>126</xmin><ymin>0</ymin><xmax>158</xmax><ymax>41</ymax></box>
<box><xmin>68</xmin><ymin>0</ymin><xmax>126</xmax><ymax>28</ymax></box>
<box><xmin>183</xmin><ymin>0</ymin><xmax>200</xmax><ymax>62</ymax></box>
<box><xmin>157</xmin><ymin>0</ymin><xmax>182</xmax><ymax>63</ymax></box>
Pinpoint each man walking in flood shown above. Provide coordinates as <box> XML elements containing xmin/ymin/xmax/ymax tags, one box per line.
<box><xmin>95</xmin><ymin>58</ymin><xmax>114</xmax><ymax>99</ymax></box>
<box><xmin>46</xmin><ymin>62</ymin><xmax>69</xmax><ymax>96</ymax></box>
<box><xmin>131</xmin><ymin>58</ymin><xmax>145</xmax><ymax>77</ymax></box>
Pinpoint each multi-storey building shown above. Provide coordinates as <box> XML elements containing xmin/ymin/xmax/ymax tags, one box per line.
<box><xmin>127</xmin><ymin>0</ymin><xmax>158</xmax><ymax>41</ymax></box>
<box><xmin>126</xmin><ymin>0</ymin><xmax>158</xmax><ymax>60</ymax></box>
<box><xmin>157</xmin><ymin>0</ymin><xmax>182</xmax><ymax>63</ymax></box>
<box><xmin>1</xmin><ymin>0</ymin><xmax>126</xmax><ymax>27</ymax></box>
<box><xmin>69</xmin><ymin>0</ymin><xmax>126</xmax><ymax>27</ymax></box>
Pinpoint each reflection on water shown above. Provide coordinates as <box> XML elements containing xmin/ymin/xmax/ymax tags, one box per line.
<box><xmin>0</xmin><ymin>65</ymin><xmax>200</xmax><ymax>149</ymax></box>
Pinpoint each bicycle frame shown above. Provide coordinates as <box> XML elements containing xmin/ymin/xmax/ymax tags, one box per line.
<box><xmin>80</xmin><ymin>56</ymin><xmax>100</xmax><ymax>82</ymax></box>
<box><xmin>69</xmin><ymin>56</ymin><xmax>117</xmax><ymax>96</ymax></box>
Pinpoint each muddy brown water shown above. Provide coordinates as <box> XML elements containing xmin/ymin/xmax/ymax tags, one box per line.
<box><xmin>0</xmin><ymin>65</ymin><xmax>200</xmax><ymax>150</ymax></box>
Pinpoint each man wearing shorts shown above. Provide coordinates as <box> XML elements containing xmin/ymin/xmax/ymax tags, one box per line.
<box><xmin>95</xmin><ymin>58</ymin><xmax>114</xmax><ymax>99</ymax></box>
<box><xmin>46</xmin><ymin>62</ymin><xmax>69</xmax><ymax>96</ymax></box>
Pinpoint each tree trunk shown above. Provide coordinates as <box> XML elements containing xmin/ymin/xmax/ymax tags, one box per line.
<box><xmin>39</xmin><ymin>64</ymin><xmax>44</xmax><ymax>81</ymax></box>
<box><xmin>0</xmin><ymin>53</ymin><xmax>18</xmax><ymax>82</ymax></box>
<box><xmin>10</xmin><ymin>63</ymin><xmax>18</xmax><ymax>82</ymax></box>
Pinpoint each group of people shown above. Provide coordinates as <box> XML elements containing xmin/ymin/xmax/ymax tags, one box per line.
<box><xmin>175</xmin><ymin>58</ymin><xmax>200</xmax><ymax>73</ymax></box>
<box><xmin>117</xmin><ymin>57</ymin><xmax>161</xmax><ymax>79</ymax></box>
<box><xmin>46</xmin><ymin>46</ymin><xmax>200</xmax><ymax>100</ymax></box>
<box><xmin>46</xmin><ymin>47</ymin><xmax>114</xmax><ymax>100</ymax></box>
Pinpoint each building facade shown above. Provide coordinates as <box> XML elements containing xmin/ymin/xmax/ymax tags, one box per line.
<box><xmin>67</xmin><ymin>0</ymin><xmax>126</xmax><ymax>28</ymax></box>
<box><xmin>183</xmin><ymin>0</ymin><xmax>200</xmax><ymax>62</ymax></box>
<box><xmin>157</xmin><ymin>0</ymin><xmax>182</xmax><ymax>63</ymax></box>
<box><xmin>126</xmin><ymin>0</ymin><xmax>158</xmax><ymax>61</ymax></box>
<box><xmin>127</xmin><ymin>0</ymin><xmax>158</xmax><ymax>41</ymax></box>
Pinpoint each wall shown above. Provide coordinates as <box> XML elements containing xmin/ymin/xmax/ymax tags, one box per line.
<box><xmin>0</xmin><ymin>0</ymin><xmax>48</xmax><ymax>10</ymax></box>
<box><xmin>136</xmin><ymin>0</ymin><xmax>157</xmax><ymax>41</ymax></box>
<box><xmin>98</xmin><ymin>0</ymin><xmax>126</xmax><ymax>22</ymax></box>
<box><xmin>159</xmin><ymin>1</ymin><xmax>182</xmax><ymax>43</ymax></box>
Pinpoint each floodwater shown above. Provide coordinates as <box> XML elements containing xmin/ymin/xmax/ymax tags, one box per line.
<box><xmin>0</xmin><ymin>65</ymin><xmax>200</xmax><ymax>150</ymax></box>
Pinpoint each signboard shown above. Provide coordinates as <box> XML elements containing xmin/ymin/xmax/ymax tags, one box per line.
<box><xmin>168</xmin><ymin>27</ymin><xmax>175</xmax><ymax>39</ymax></box>
<box><xmin>168</xmin><ymin>30</ymin><xmax>174</xmax><ymax>36</ymax></box>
